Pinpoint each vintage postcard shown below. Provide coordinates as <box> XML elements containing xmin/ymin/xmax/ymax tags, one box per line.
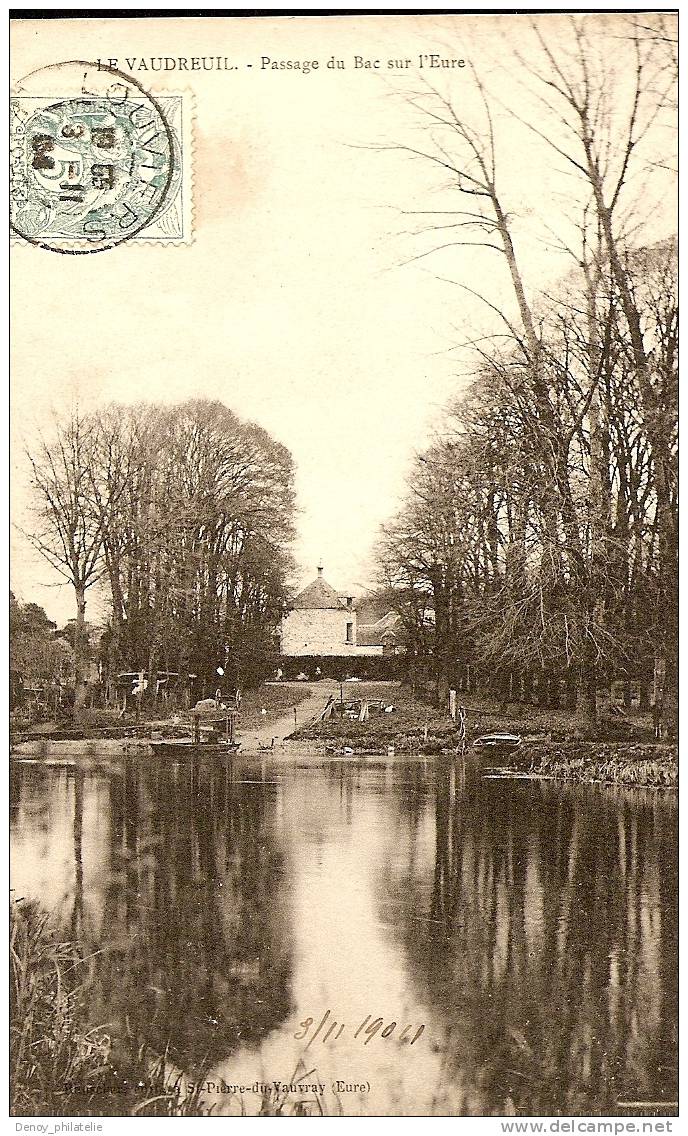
<box><xmin>9</xmin><ymin>10</ymin><xmax>678</xmax><ymax>1124</ymax></box>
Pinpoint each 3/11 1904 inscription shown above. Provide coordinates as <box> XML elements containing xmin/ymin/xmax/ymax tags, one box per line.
<box><xmin>294</xmin><ymin>1010</ymin><xmax>425</xmax><ymax>1048</ymax></box>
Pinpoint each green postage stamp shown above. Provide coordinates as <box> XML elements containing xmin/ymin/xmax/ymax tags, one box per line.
<box><xmin>10</xmin><ymin>60</ymin><xmax>192</xmax><ymax>252</ymax></box>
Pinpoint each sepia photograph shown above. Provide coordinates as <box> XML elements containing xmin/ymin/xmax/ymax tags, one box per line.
<box><xmin>9</xmin><ymin>9</ymin><xmax>678</xmax><ymax>1122</ymax></box>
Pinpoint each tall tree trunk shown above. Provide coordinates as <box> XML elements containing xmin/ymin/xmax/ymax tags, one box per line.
<box><xmin>73</xmin><ymin>584</ymin><xmax>88</xmax><ymax>720</ymax></box>
<box><xmin>575</xmin><ymin>645</ymin><xmax>598</xmax><ymax>729</ymax></box>
<box><xmin>575</xmin><ymin>260</ymin><xmax>613</xmax><ymax>728</ymax></box>
<box><xmin>104</xmin><ymin>549</ymin><xmax>125</xmax><ymax>696</ymax></box>
<box><xmin>432</xmin><ymin>572</ymin><xmax>451</xmax><ymax>709</ymax></box>
<box><xmin>589</xmin><ymin>177</ymin><xmax>676</xmax><ymax>738</ymax></box>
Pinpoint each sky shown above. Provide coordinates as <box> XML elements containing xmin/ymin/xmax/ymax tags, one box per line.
<box><xmin>10</xmin><ymin>13</ymin><xmax>676</xmax><ymax>625</ymax></box>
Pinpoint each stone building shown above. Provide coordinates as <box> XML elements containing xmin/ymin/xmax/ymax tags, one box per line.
<box><xmin>280</xmin><ymin>566</ymin><xmax>408</xmax><ymax>659</ymax></box>
<box><xmin>280</xmin><ymin>567</ymin><xmax>358</xmax><ymax>657</ymax></box>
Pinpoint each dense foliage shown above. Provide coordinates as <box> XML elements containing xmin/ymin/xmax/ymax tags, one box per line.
<box><xmin>9</xmin><ymin>593</ymin><xmax>80</xmax><ymax>708</ymax></box>
<box><xmin>24</xmin><ymin>399</ymin><xmax>297</xmax><ymax>711</ymax></box>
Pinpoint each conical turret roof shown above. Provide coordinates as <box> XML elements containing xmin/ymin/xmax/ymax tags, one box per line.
<box><xmin>290</xmin><ymin>567</ymin><xmax>346</xmax><ymax>610</ymax></box>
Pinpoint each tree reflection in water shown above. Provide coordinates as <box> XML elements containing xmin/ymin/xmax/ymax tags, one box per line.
<box><xmin>10</xmin><ymin>755</ymin><xmax>677</xmax><ymax>1116</ymax></box>
<box><xmin>83</xmin><ymin>757</ymin><xmax>293</xmax><ymax>1074</ymax></box>
<box><xmin>390</xmin><ymin>763</ymin><xmax>677</xmax><ymax>1116</ymax></box>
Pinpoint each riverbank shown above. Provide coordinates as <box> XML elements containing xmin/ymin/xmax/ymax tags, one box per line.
<box><xmin>289</xmin><ymin>681</ymin><xmax>677</xmax><ymax>787</ymax></box>
<box><xmin>10</xmin><ymin>683</ymin><xmax>315</xmax><ymax>745</ymax></box>
<box><xmin>527</xmin><ymin>742</ymin><xmax>677</xmax><ymax>787</ymax></box>
<box><xmin>10</xmin><ymin>900</ymin><xmax>210</xmax><ymax>1117</ymax></box>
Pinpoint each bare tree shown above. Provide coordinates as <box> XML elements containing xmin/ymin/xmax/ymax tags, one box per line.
<box><xmin>380</xmin><ymin>14</ymin><xmax>676</xmax><ymax>726</ymax></box>
<box><xmin>510</xmin><ymin>14</ymin><xmax>677</xmax><ymax>732</ymax></box>
<box><xmin>378</xmin><ymin>231</ymin><xmax>675</xmax><ymax>724</ymax></box>
<box><xmin>25</xmin><ymin>409</ymin><xmax>105</xmax><ymax>718</ymax></box>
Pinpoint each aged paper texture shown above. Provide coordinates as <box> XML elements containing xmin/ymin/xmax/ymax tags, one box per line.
<box><xmin>10</xmin><ymin>11</ymin><xmax>678</xmax><ymax>1122</ymax></box>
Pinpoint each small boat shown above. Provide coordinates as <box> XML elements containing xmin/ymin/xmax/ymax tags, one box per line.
<box><xmin>472</xmin><ymin>733</ymin><xmax>522</xmax><ymax>755</ymax></box>
<box><xmin>257</xmin><ymin>737</ymin><xmax>277</xmax><ymax>752</ymax></box>
<box><xmin>150</xmin><ymin>711</ymin><xmax>240</xmax><ymax>756</ymax></box>
<box><xmin>150</xmin><ymin>738</ymin><xmax>241</xmax><ymax>756</ymax></box>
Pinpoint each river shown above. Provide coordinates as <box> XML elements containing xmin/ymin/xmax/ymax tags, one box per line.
<box><xmin>10</xmin><ymin>752</ymin><xmax>678</xmax><ymax>1116</ymax></box>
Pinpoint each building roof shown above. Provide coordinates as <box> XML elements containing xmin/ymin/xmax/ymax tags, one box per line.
<box><xmin>357</xmin><ymin>626</ymin><xmax>386</xmax><ymax>647</ymax></box>
<box><xmin>370</xmin><ymin>611</ymin><xmax>400</xmax><ymax>632</ymax></box>
<box><xmin>290</xmin><ymin>568</ymin><xmax>349</xmax><ymax>610</ymax></box>
<box><xmin>357</xmin><ymin>613</ymin><xmax>403</xmax><ymax>646</ymax></box>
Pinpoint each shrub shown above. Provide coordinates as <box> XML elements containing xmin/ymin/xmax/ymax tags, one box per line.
<box><xmin>10</xmin><ymin>899</ymin><xmax>211</xmax><ymax>1116</ymax></box>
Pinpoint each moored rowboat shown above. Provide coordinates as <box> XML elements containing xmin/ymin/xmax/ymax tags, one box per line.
<box><xmin>472</xmin><ymin>733</ymin><xmax>522</xmax><ymax>755</ymax></box>
<box><xmin>149</xmin><ymin>739</ymin><xmax>241</xmax><ymax>756</ymax></box>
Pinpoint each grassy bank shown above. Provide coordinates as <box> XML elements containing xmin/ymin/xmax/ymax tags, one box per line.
<box><xmin>12</xmin><ymin>683</ymin><xmax>314</xmax><ymax>743</ymax></box>
<box><xmin>10</xmin><ymin>900</ymin><xmax>211</xmax><ymax>1117</ymax></box>
<box><xmin>527</xmin><ymin>742</ymin><xmax>678</xmax><ymax>787</ymax></box>
<box><xmin>237</xmin><ymin>681</ymin><xmax>313</xmax><ymax>731</ymax></box>
<box><xmin>290</xmin><ymin>681</ymin><xmax>465</xmax><ymax>753</ymax></box>
<box><xmin>290</xmin><ymin>682</ymin><xmax>677</xmax><ymax>787</ymax></box>
<box><xmin>290</xmin><ymin>680</ymin><xmax>621</xmax><ymax>752</ymax></box>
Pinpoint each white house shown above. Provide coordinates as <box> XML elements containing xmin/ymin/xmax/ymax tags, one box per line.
<box><xmin>280</xmin><ymin>567</ymin><xmax>407</xmax><ymax>658</ymax></box>
<box><xmin>280</xmin><ymin>567</ymin><xmax>358</xmax><ymax>656</ymax></box>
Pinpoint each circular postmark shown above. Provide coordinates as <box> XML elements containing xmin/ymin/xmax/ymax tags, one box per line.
<box><xmin>10</xmin><ymin>60</ymin><xmax>175</xmax><ymax>254</ymax></box>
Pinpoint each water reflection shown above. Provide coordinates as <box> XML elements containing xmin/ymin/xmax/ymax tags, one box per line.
<box><xmin>385</xmin><ymin>767</ymin><xmax>678</xmax><ymax>1115</ymax></box>
<box><xmin>10</xmin><ymin>754</ymin><xmax>677</xmax><ymax>1116</ymax></box>
<box><xmin>11</xmin><ymin>758</ymin><xmax>293</xmax><ymax>1071</ymax></box>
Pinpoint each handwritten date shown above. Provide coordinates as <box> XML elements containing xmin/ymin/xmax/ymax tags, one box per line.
<box><xmin>295</xmin><ymin>1009</ymin><xmax>424</xmax><ymax>1048</ymax></box>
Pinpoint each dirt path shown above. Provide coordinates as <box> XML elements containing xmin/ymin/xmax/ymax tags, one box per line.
<box><xmin>239</xmin><ymin>680</ymin><xmax>339</xmax><ymax>751</ymax></box>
